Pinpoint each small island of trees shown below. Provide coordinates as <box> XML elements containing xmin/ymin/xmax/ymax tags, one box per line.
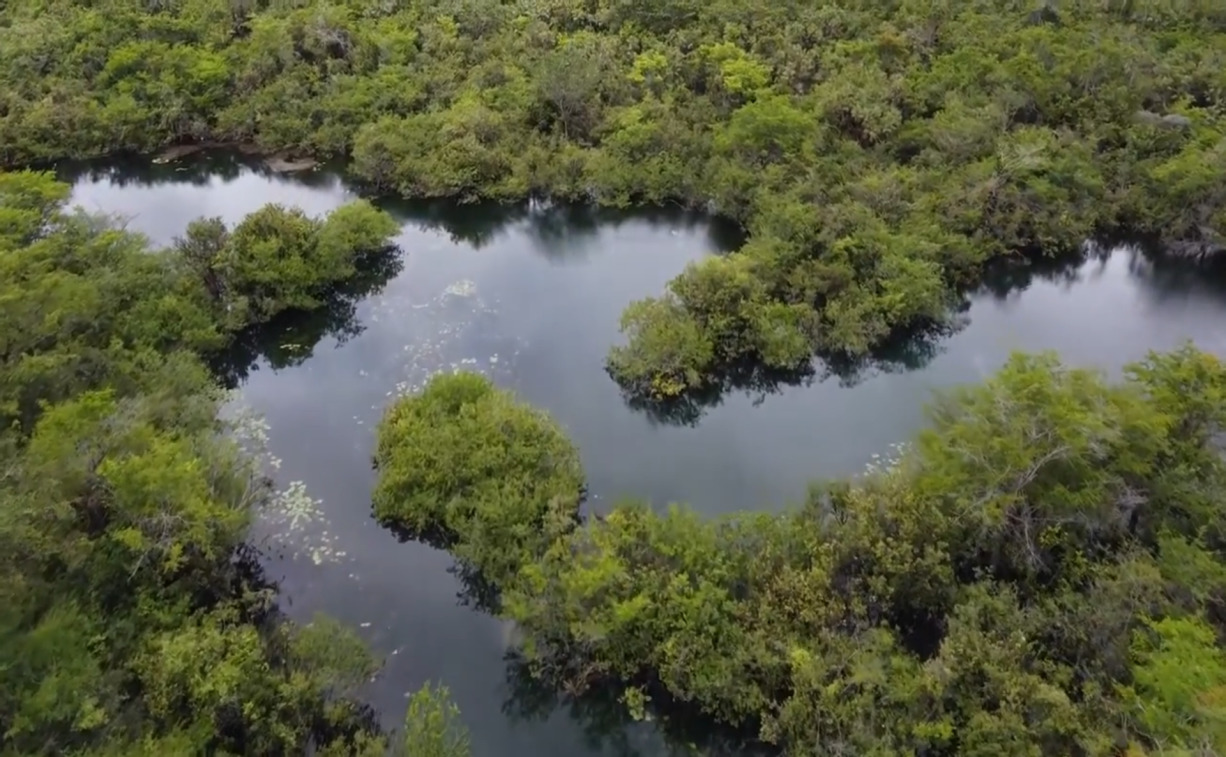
<box><xmin>373</xmin><ymin>371</ymin><xmax>585</xmax><ymax>587</ymax></box>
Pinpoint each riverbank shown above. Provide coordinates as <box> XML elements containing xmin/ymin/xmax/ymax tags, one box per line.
<box><xmin>4</xmin><ymin>1</ymin><xmax>1224</xmax><ymax>407</ymax></box>
<box><xmin>151</xmin><ymin>141</ymin><xmax>320</xmax><ymax>173</ymax></box>
<box><xmin>0</xmin><ymin>168</ymin><xmax>443</xmax><ymax>755</ymax></box>
<box><xmin>4</xmin><ymin>152</ymin><xmax>1220</xmax><ymax>755</ymax></box>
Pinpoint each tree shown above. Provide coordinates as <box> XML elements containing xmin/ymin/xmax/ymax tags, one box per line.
<box><xmin>373</xmin><ymin>372</ymin><xmax>584</xmax><ymax>587</ymax></box>
<box><xmin>606</xmin><ymin>295</ymin><xmax>715</xmax><ymax>398</ymax></box>
<box><xmin>175</xmin><ymin>199</ymin><xmax>399</xmax><ymax>330</ymax></box>
<box><xmin>6</xmin><ymin>0</ymin><xmax>1225</xmax><ymax>401</ymax></box>
<box><xmin>536</xmin><ymin>34</ymin><xmax>617</xmax><ymax>142</ymax></box>
<box><xmin>1122</xmin><ymin>615</ymin><xmax>1226</xmax><ymax>754</ymax></box>
<box><xmin>399</xmin><ymin>683</ymin><xmax>471</xmax><ymax>757</ymax></box>
<box><xmin>428</xmin><ymin>348</ymin><xmax>1226</xmax><ymax>754</ymax></box>
<box><xmin>0</xmin><ymin>172</ymin><xmax>468</xmax><ymax>755</ymax></box>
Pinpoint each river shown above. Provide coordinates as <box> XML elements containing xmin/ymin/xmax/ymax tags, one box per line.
<box><xmin>62</xmin><ymin>153</ymin><xmax>1226</xmax><ymax>756</ymax></box>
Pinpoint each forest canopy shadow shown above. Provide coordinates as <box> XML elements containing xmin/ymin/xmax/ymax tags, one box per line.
<box><xmin>498</xmin><ymin>638</ymin><xmax>778</xmax><ymax>757</ymax></box>
<box><xmin>208</xmin><ymin>243</ymin><xmax>404</xmax><ymax>388</ymax></box>
<box><xmin>616</xmin><ymin>236</ymin><xmax>1219</xmax><ymax>428</ymax></box>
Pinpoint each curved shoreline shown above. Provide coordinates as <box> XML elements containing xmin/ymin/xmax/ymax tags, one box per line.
<box><xmin>151</xmin><ymin>140</ymin><xmax>320</xmax><ymax>173</ymax></box>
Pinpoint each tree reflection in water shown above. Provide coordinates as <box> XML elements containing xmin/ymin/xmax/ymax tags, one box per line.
<box><xmin>209</xmin><ymin>243</ymin><xmax>404</xmax><ymax>388</ymax></box>
<box><xmin>69</xmin><ymin>153</ymin><xmax>1226</xmax><ymax>754</ymax></box>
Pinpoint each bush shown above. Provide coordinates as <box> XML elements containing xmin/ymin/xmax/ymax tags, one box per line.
<box><xmin>173</xmin><ymin>200</ymin><xmax>400</xmax><ymax>331</ymax></box>
<box><xmin>373</xmin><ymin>372</ymin><xmax>584</xmax><ymax>585</ymax></box>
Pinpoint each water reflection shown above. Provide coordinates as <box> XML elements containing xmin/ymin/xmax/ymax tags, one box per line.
<box><xmin>58</xmin><ymin>152</ymin><xmax>743</xmax><ymax>260</ymax></box>
<box><xmin>209</xmin><ymin>244</ymin><xmax>405</xmax><ymax>388</ymax></box>
<box><xmin>631</xmin><ymin>239</ymin><xmax>1226</xmax><ymax>427</ymax></box>
<box><xmin>72</xmin><ymin>151</ymin><xmax>1226</xmax><ymax>434</ymax></box>
<box><xmin>500</xmin><ymin>651</ymin><xmax>774</xmax><ymax>757</ymax></box>
<box><xmin>58</xmin><ymin>150</ymin><xmax>343</xmax><ymax>190</ymax></box>
<box><xmin>63</xmin><ymin>154</ymin><xmax>1226</xmax><ymax>757</ymax></box>
<box><xmin>967</xmin><ymin>235</ymin><xmax>1226</xmax><ymax>307</ymax></box>
<box><xmin>972</xmin><ymin>246</ymin><xmax>1103</xmax><ymax>302</ymax></box>
<box><xmin>378</xmin><ymin>196</ymin><xmax>744</xmax><ymax>261</ymax></box>
<box><xmin>1122</xmin><ymin>244</ymin><xmax>1226</xmax><ymax>304</ymax></box>
<box><xmin>626</xmin><ymin>317</ymin><xmax>967</xmax><ymax>428</ymax></box>
<box><xmin>207</xmin><ymin>229</ymin><xmax>1209</xmax><ymax>431</ymax></box>
<box><xmin>58</xmin><ymin>151</ymin><xmax>982</xmax><ymax>427</ymax></box>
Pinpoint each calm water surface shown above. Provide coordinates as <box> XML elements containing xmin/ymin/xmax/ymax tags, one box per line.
<box><xmin>64</xmin><ymin>155</ymin><xmax>1226</xmax><ymax>756</ymax></box>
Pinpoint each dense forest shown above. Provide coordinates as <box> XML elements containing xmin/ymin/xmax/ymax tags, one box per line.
<box><xmin>2</xmin><ymin>0</ymin><xmax>1225</xmax><ymax>399</ymax></box>
<box><xmin>5</xmin><ymin>0</ymin><xmax>1226</xmax><ymax>755</ymax></box>
<box><xmin>379</xmin><ymin>353</ymin><xmax>1226</xmax><ymax>756</ymax></box>
<box><xmin>0</xmin><ymin>171</ymin><xmax>471</xmax><ymax>755</ymax></box>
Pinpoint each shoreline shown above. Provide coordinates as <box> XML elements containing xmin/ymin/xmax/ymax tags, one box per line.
<box><xmin>151</xmin><ymin>140</ymin><xmax>320</xmax><ymax>173</ymax></box>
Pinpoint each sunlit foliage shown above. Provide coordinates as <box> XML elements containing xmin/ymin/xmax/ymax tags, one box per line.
<box><xmin>175</xmin><ymin>198</ymin><xmax>400</xmax><ymax>331</ymax></box>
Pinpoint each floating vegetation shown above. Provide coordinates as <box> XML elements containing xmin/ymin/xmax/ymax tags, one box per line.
<box><xmin>441</xmin><ymin>278</ymin><xmax>477</xmax><ymax>299</ymax></box>
<box><xmin>265</xmin><ymin>481</ymin><xmax>347</xmax><ymax>565</ymax></box>
<box><xmin>370</xmin><ymin>277</ymin><xmax>524</xmax><ymax>402</ymax></box>
<box><xmin>862</xmin><ymin>441</ymin><xmax>912</xmax><ymax>477</ymax></box>
<box><xmin>219</xmin><ymin>275</ymin><xmax>529</xmax><ymax>568</ymax></box>
<box><xmin>222</xmin><ymin>393</ymin><xmax>348</xmax><ymax>566</ymax></box>
<box><xmin>223</xmin><ymin>392</ymin><xmax>277</xmax><ymax>466</ymax></box>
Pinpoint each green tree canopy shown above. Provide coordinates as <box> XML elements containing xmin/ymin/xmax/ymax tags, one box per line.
<box><xmin>377</xmin><ymin>345</ymin><xmax>1226</xmax><ymax>756</ymax></box>
<box><xmin>3</xmin><ymin>0</ymin><xmax>1224</xmax><ymax>399</ymax></box>
<box><xmin>373</xmin><ymin>371</ymin><xmax>584</xmax><ymax>588</ymax></box>
<box><xmin>0</xmin><ymin>171</ymin><xmax>468</xmax><ymax>756</ymax></box>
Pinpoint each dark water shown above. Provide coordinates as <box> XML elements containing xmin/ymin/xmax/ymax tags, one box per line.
<box><xmin>64</xmin><ymin>154</ymin><xmax>1226</xmax><ymax>756</ymax></box>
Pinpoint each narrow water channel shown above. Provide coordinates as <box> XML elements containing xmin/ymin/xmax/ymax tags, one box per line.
<box><xmin>64</xmin><ymin>153</ymin><xmax>1226</xmax><ymax>756</ymax></box>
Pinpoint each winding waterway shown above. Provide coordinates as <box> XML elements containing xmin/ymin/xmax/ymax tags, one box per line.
<box><xmin>63</xmin><ymin>153</ymin><xmax>1226</xmax><ymax>756</ymax></box>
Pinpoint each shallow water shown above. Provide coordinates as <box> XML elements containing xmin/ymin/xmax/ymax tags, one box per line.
<box><xmin>65</xmin><ymin>155</ymin><xmax>1226</xmax><ymax>756</ymax></box>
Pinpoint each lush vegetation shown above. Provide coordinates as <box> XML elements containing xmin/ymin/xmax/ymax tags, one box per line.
<box><xmin>378</xmin><ymin>348</ymin><xmax>1226</xmax><ymax>755</ymax></box>
<box><xmin>8</xmin><ymin>0</ymin><xmax>1226</xmax><ymax>752</ymax></box>
<box><xmin>373</xmin><ymin>372</ymin><xmax>584</xmax><ymax>587</ymax></box>
<box><xmin>3</xmin><ymin>0</ymin><xmax>1225</xmax><ymax>398</ymax></box>
<box><xmin>175</xmin><ymin>198</ymin><xmax>399</xmax><ymax>332</ymax></box>
<box><xmin>0</xmin><ymin>170</ymin><xmax>474</xmax><ymax>755</ymax></box>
